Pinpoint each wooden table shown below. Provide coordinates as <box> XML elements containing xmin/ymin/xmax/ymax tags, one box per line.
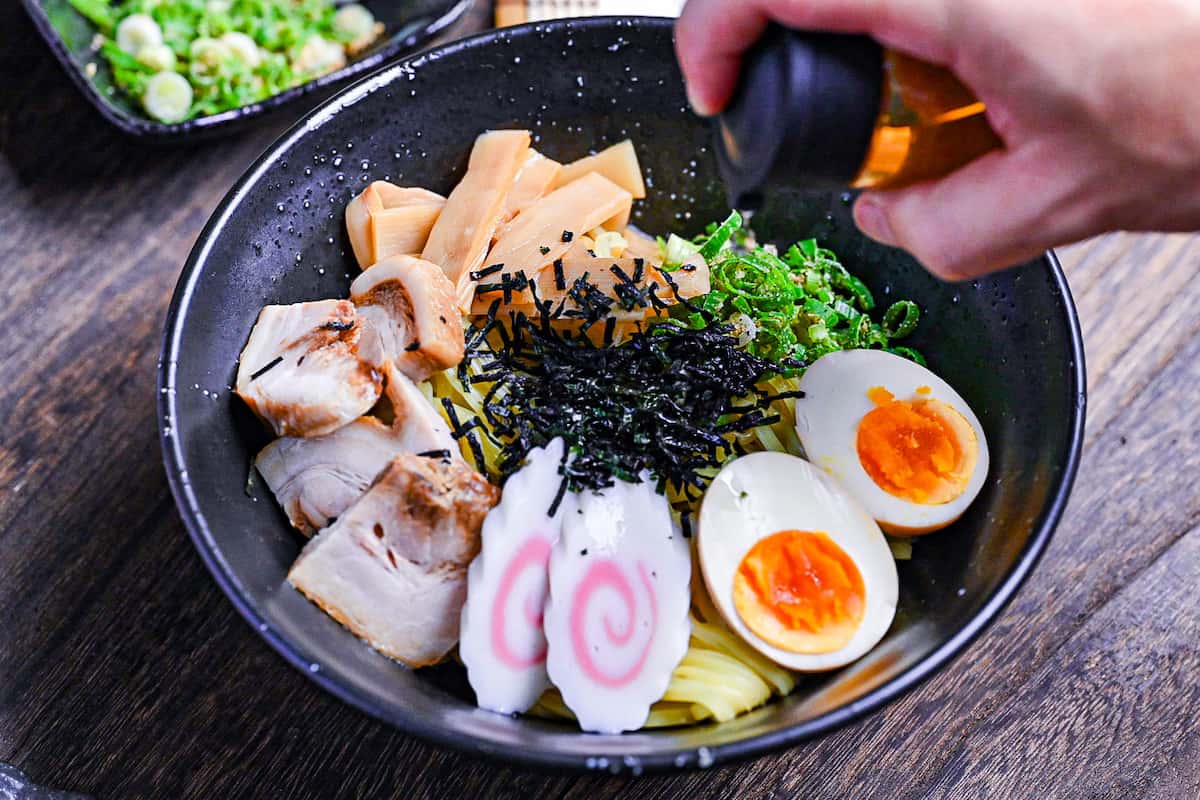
<box><xmin>3</xmin><ymin>3</ymin><xmax>1199</xmax><ymax>798</ymax></box>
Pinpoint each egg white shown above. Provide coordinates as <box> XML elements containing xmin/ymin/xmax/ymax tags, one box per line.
<box><xmin>795</xmin><ymin>350</ymin><xmax>990</xmax><ymax>534</ymax></box>
<box><xmin>697</xmin><ymin>452</ymin><xmax>898</xmax><ymax>672</ymax></box>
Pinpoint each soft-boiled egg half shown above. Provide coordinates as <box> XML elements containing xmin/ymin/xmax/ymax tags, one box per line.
<box><xmin>795</xmin><ymin>350</ymin><xmax>989</xmax><ymax>535</ymax></box>
<box><xmin>698</xmin><ymin>452</ymin><xmax>898</xmax><ymax>671</ymax></box>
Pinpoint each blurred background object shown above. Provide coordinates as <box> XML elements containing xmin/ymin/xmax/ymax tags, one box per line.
<box><xmin>496</xmin><ymin>0</ymin><xmax>685</xmax><ymax>26</ymax></box>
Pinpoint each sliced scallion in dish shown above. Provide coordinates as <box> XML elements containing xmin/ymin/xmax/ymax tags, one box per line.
<box><xmin>686</xmin><ymin>211</ymin><xmax>922</xmax><ymax>370</ymax></box>
<box><xmin>68</xmin><ymin>0</ymin><xmax>384</xmax><ymax>123</ymax></box>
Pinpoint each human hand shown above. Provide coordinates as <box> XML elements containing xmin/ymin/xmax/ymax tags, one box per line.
<box><xmin>675</xmin><ymin>0</ymin><xmax>1200</xmax><ymax>279</ymax></box>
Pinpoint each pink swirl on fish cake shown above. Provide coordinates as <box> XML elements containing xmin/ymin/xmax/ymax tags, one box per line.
<box><xmin>491</xmin><ymin>534</ymin><xmax>553</xmax><ymax>669</ymax></box>
<box><xmin>569</xmin><ymin>559</ymin><xmax>657</xmax><ymax>688</ymax></box>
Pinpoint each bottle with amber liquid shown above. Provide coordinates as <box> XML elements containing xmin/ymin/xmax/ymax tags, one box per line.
<box><xmin>715</xmin><ymin>27</ymin><xmax>1003</xmax><ymax>206</ymax></box>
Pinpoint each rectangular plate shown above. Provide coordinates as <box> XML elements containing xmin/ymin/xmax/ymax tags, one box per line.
<box><xmin>21</xmin><ymin>0</ymin><xmax>474</xmax><ymax>141</ymax></box>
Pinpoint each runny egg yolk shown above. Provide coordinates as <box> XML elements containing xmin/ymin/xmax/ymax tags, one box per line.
<box><xmin>733</xmin><ymin>530</ymin><xmax>865</xmax><ymax>654</ymax></box>
<box><xmin>856</xmin><ymin>386</ymin><xmax>978</xmax><ymax>505</ymax></box>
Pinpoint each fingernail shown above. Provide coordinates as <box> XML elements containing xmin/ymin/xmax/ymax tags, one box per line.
<box><xmin>854</xmin><ymin>197</ymin><xmax>897</xmax><ymax>246</ymax></box>
<box><xmin>686</xmin><ymin>85</ymin><xmax>717</xmax><ymax>118</ymax></box>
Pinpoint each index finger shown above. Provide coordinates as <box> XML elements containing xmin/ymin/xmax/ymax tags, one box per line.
<box><xmin>675</xmin><ymin>0</ymin><xmax>954</xmax><ymax>116</ymax></box>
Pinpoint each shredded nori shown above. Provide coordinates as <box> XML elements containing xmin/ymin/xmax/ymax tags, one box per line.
<box><xmin>463</xmin><ymin>432</ymin><xmax>487</xmax><ymax>473</ymax></box>
<box><xmin>469</xmin><ymin>263</ymin><xmax>505</xmax><ymax>281</ymax></box>
<box><xmin>320</xmin><ymin>320</ymin><xmax>355</xmax><ymax>332</ymax></box>
<box><xmin>632</xmin><ymin>258</ymin><xmax>646</xmax><ymax>282</ymax></box>
<box><xmin>249</xmin><ymin>356</ymin><xmax>283</xmax><ymax>381</ymax></box>
<box><xmin>458</xmin><ymin>276</ymin><xmax>783</xmax><ymax>497</ymax></box>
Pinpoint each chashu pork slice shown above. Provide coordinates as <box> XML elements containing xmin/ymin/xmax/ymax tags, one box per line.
<box><xmin>351</xmin><ymin>255</ymin><xmax>465</xmax><ymax>383</ymax></box>
<box><xmin>381</xmin><ymin>362</ymin><xmax>459</xmax><ymax>455</ymax></box>
<box><xmin>255</xmin><ymin>366</ymin><xmax>457</xmax><ymax>536</ymax></box>
<box><xmin>236</xmin><ymin>299</ymin><xmax>382</xmax><ymax>438</ymax></box>
<box><xmin>256</xmin><ymin>418</ymin><xmax>404</xmax><ymax>537</ymax></box>
<box><xmin>288</xmin><ymin>454</ymin><xmax>500</xmax><ymax>667</ymax></box>
<box><xmin>621</xmin><ymin>226</ymin><xmax>664</xmax><ymax>265</ymax></box>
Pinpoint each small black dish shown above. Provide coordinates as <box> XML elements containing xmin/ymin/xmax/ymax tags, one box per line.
<box><xmin>159</xmin><ymin>18</ymin><xmax>1086</xmax><ymax>773</ymax></box>
<box><xmin>21</xmin><ymin>0</ymin><xmax>473</xmax><ymax>140</ymax></box>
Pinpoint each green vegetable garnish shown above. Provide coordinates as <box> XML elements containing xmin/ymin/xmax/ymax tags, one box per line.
<box><xmin>68</xmin><ymin>0</ymin><xmax>381</xmax><ymax>122</ymax></box>
<box><xmin>698</xmin><ymin>210</ymin><xmax>742</xmax><ymax>261</ymax></box>
<box><xmin>69</xmin><ymin>0</ymin><xmax>115</xmax><ymax>28</ymax></box>
<box><xmin>661</xmin><ymin>233</ymin><xmax>700</xmax><ymax>270</ymax></box>
<box><xmin>685</xmin><ymin>212</ymin><xmax>923</xmax><ymax>371</ymax></box>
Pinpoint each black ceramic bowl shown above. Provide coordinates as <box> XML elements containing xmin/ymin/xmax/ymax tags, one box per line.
<box><xmin>22</xmin><ymin>0</ymin><xmax>472</xmax><ymax>140</ymax></box>
<box><xmin>159</xmin><ymin>18</ymin><xmax>1085</xmax><ymax>772</ymax></box>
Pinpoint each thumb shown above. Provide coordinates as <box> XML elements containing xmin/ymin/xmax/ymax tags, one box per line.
<box><xmin>852</xmin><ymin>147</ymin><xmax>1082</xmax><ymax>280</ymax></box>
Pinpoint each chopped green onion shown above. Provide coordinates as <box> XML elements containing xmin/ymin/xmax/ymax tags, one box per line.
<box><xmin>143</xmin><ymin>71</ymin><xmax>193</xmax><ymax>122</ymax></box>
<box><xmin>333</xmin><ymin>4</ymin><xmax>377</xmax><ymax>42</ymax></box>
<box><xmin>220</xmin><ymin>32</ymin><xmax>262</xmax><ymax>67</ymax></box>
<box><xmin>887</xmin><ymin>537</ymin><xmax>914</xmax><ymax>560</ymax></box>
<box><xmin>67</xmin><ymin>0</ymin><xmax>114</xmax><ymax>30</ymax></box>
<box><xmin>883</xmin><ymin>300</ymin><xmax>920</xmax><ymax>338</ymax></box>
<box><xmin>116</xmin><ymin>13</ymin><xmax>162</xmax><ymax>54</ymax></box>
<box><xmin>683</xmin><ymin>213</ymin><xmax>925</xmax><ymax>371</ymax></box>
<box><xmin>698</xmin><ymin>210</ymin><xmax>743</xmax><ymax>261</ymax></box>
<box><xmin>68</xmin><ymin>0</ymin><xmax>383</xmax><ymax>122</ymax></box>
<box><xmin>136</xmin><ymin>43</ymin><xmax>176</xmax><ymax>71</ymax></box>
<box><xmin>663</xmin><ymin>234</ymin><xmax>700</xmax><ymax>269</ymax></box>
<box><xmin>100</xmin><ymin>39</ymin><xmax>149</xmax><ymax>72</ymax></box>
<box><xmin>888</xmin><ymin>346</ymin><xmax>927</xmax><ymax>366</ymax></box>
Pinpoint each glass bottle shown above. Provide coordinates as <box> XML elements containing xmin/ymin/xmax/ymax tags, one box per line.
<box><xmin>715</xmin><ymin>27</ymin><xmax>1003</xmax><ymax>206</ymax></box>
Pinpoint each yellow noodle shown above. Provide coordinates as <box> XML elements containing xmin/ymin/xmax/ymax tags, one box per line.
<box><xmin>528</xmin><ymin>689</ymin><xmax>572</xmax><ymax>720</ymax></box>
<box><xmin>750</xmin><ymin>424</ymin><xmax>786</xmax><ymax>458</ymax></box>
<box><xmin>675</xmin><ymin>657</ymin><xmax>768</xmax><ymax>700</ymax></box>
<box><xmin>644</xmin><ymin>703</ymin><xmax>710</xmax><ymax>728</ymax></box>
<box><xmin>689</xmin><ymin>577</ymin><xmax>797</xmax><ymax>696</ymax></box>
<box><xmin>690</xmin><ymin>623</ymin><xmax>796</xmax><ymax>696</ymax></box>
<box><xmin>671</xmin><ymin>655</ymin><xmax>773</xmax><ymax>719</ymax></box>
<box><xmin>532</xmin><ymin>692</ymin><xmax>711</xmax><ymax>728</ymax></box>
<box><xmin>661</xmin><ymin>678</ymin><xmax>742</xmax><ymax>722</ymax></box>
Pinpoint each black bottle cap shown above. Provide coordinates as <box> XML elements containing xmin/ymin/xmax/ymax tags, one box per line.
<box><xmin>715</xmin><ymin>27</ymin><xmax>885</xmax><ymax>208</ymax></box>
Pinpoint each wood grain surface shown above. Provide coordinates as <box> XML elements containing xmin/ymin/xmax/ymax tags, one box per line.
<box><xmin>2</xmin><ymin>2</ymin><xmax>1199</xmax><ymax>798</ymax></box>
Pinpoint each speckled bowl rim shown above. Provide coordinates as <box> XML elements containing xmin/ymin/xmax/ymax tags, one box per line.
<box><xmin>158</xmin><ymin>17</ymin><xmax>1087</xmax><ymax>773</ymax></box>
